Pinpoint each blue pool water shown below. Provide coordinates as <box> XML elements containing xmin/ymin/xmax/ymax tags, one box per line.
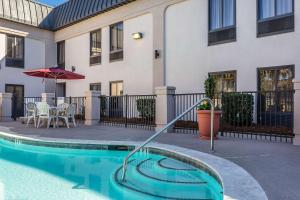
<box><xmin>0</xmin><ymin>139</ymin><xmax>223</xmax><ymax>200</ymax></box>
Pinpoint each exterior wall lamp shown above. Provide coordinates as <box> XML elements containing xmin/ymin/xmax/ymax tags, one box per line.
<box><xmin>132</xmin><ymin>32</ymin><xmax>143</xmax><ymax>40</ymax></box>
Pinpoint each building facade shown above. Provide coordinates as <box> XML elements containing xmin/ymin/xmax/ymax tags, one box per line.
<box><xmin>0</xmin><ymin>0</ymin><xmax>298</xmax><ymax>96</ymax></box>
<box><xmin>0</xmin><ymin>0</ymin><xmax>56</xmax><ymax>99</ymax></box>
<box><xmin>55</xmin><ymin>0</ymin><xmax>299</xmax><ymax>97</ymax></box>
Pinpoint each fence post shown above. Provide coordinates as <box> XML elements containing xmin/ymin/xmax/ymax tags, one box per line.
<box><xmin>41</xmin><ymin>93</ymin><xmax>55</xmax><ymax>105</ymax></box>
<box><xmin>85</xmin><ymin>91</ymin><xmax>101</xmax><ymax>126</ymax></box>
<box><xmin>125</xmin><ymin>95</ymin><xmax>128</xmax><ymax>128</ymax></box>
<box><xmin>0</xmin><ymin>93</ymin><xmax>13</xmax><ymax>122</ymax></box>
<box><xmin>155</xmin><ymin>86</ymin><xmax>176</xmax><ymax>132</ymax></box>
<box><xmin>293</xmin><ymin>80</ymin><xmax>300</xmax><ymax>145</ymax></box>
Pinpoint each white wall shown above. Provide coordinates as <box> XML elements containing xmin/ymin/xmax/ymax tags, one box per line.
<box><xmin>165</xmin><ymin>0</ymin><xmax>300</xmax><ymax>93</ymax></box>
<box><xmin>63</xmin><ymin>13</ymin><xmax>153</xmax><ymax>96</ymax></box>
<box><xmin>0</xmin><ymin>33</ymin><xmax>45</xmax><ymax>96</ymax></box>
<box><xmin>0</xmin><ymin>19</ymin><xmax>56</xmax><ymax>96</ymax></box>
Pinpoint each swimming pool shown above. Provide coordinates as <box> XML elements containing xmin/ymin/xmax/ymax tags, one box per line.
<box><xmin>0</xmin><ymin>138</ymin><xmax>223</xmax><ymax>200</ymax></box>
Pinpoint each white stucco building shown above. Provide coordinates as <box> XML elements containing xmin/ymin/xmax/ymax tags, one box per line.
<box><xmin>1</xmin><ymin>0</ymin><xmax>300</xmax><ymax>143</ymax></box>
<box><xmin>0</xmin><ymin>1</ymin><xmax>56</xmax><ymax>98</ymax></box>
<box><xmin>0</xmin><ymin>0</ymin><xmax>298</xmax><ymax>96</ymax></box>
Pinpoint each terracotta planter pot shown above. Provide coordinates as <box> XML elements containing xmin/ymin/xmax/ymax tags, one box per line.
<box><xmin>197</xmin><ymin>110</ymin><xmax>222</xmax><ymax>140</ymax></box>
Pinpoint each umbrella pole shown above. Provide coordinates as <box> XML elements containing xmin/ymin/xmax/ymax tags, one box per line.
<box><xmin>55</xmin><ymin>78</ymin><xmax>57</xmax><ymax>106</ymax></box>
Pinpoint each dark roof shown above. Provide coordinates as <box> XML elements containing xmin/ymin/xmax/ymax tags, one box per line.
<box><xmin>0</xmin><ymin>0</ymin><xmax>136</xmax><ymax>31</ymax></box>
<box><xmin>0</xmin><ymin>0</ymin><xmax>53</xmax><ymax>29</ymax></box>
<box><xmin>50</xmin><ymin>0</ymin><xmax>136</xmax><ymax>30</ymax></box>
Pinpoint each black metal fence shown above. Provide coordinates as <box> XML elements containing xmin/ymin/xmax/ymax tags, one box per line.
<box><xmin>56</xmin><ymin>96</ymin><xmax>86</xmax><ymax>121</ymax></box>
<box><xmin>173</xmin><ymin>93</ymin><xmax>205</xmax><ymax>133</ymax></box>
<box><xmin>23</xmin><ymin>97</ymin><xmax>43</xmax><ymax>117</ymax></box>
<box><xmin>13</xmin><ymin>96</ymin><xmax>86</xmax><ymax>122</ymax></box>
<box><xmin>12</xmin><ymin>96</ymin><xmax>42</xmax><ymax>120</ymax></box>
<box><xmin>173</xmin><ymin>91</ymin><xmax>294</xmax><ymax>141</ymax></box>
<box><xmin>99</xmin><ymin>95</ymin><xmax>156</xmax><ymax>130</ymax></box>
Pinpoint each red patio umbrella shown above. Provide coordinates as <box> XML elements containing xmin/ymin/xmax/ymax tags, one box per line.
<box><xmin>23</xmin><ymin>67</ymin><xmax>85</xmax><ymax>97</ymax></box>
<box><xmin>24</xmin><ymin>67</ymin><xmax>85</xmax><ymax>80</ymax></box>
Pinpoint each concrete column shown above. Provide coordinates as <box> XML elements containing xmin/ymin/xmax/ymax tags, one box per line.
<box><xmin>152</xmin><ymin>7</ymin><xmax>166</xmax><ymax>89</ymax></box>
<box><xmin>0</xmin><ymin>93</ymin><xmax>12</xmax><ymax>121</ymax></box>
<box><xmin>155</xmin><ymin>86</ymin><xmax>176</xmax><ymax>132</ymax></box>
<box><xmin>85</xmin><ymin>91</ymin><xmax>101</xmax><ymax>126</ymax></box>
<box><xmin>150</xmin><ymin>0</ymin><xmax>186</xmax><ymax>91</ymax></box>
<box><xmin>293</xmin><ymin>80</ymin><xmax>300</xmax><ymax>145</ymax></box>
<box><xmin>41</xmin><ymin>93</ymin><xmax>55</xmax><ymax>105</ymax></box>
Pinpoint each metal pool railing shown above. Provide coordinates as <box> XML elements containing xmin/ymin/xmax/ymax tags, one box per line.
<box><xmin>121</xmin><ymin>98</ymin><xmax>215</xmax><ymax>182</ymax></box>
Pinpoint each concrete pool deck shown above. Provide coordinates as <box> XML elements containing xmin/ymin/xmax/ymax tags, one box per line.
<box><xmin>0</xmin><ymin>121</ymin><xmax>299</xmax><ymax>200</ymax></box>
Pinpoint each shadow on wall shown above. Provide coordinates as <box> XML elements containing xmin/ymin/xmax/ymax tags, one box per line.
<box><xmin>0</xmin><ymin>56</ymin><xmax>5</xmax><ymax>92</ymax></box>
<box><xmin>0</xmin><ymin>56</ymin><xmax>4</xmax><ymax>71</ymax></box>
<box><xmin>45</xmin><ymin>79</ymin><xmax>57</xmax><ymax>94</ymax></box>
<box><xmin>0</xmin><ymin>42</ymin><xmax>55</xmax><ymax>94</ymax></box>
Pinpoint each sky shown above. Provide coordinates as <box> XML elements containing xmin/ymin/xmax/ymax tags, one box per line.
<box><xmin>37</xmin><ymin>0</ymin><xmax>68</xmax><ymax>7</ymax></box>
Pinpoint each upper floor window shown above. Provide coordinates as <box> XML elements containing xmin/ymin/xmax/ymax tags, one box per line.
<box><xmin>6</xmin><ymin>34</ymin><xmax>24</xmax><ymax>68</ymax></box>
<box><xmin>257</xmin><ymin>0</ymin><xmax>294</xmax><ymax>37</ymax></box>
<box><xmin>110</xmin><ymin>22</ymin><xmax>123</xmax><ymax>62</ymax></box>
<box><xmin>209</xmin><ymin>71</ymin><xmax>236</xmax><ymax>93</ymax></box>
<box><xmin>259</xmin><ymin>0</ymin><xmax>293</xmax><ymax>20</ymax></box>
<box><xmin>208</xmin><ymin>0</ymin><xmax>236</xmax><ymax>45</ymax></box>
<box><xmin>57</xmin><ymin>41</ymin><xmax>65</xmax><ymax>69</ymax></box>
<box><xmin>90</xmin><ymin>29</ymin><xmax>102</xmax><ymax>65</ymax></box>
<box><xmin>210</xmin><ymin>0</ymin><xmax>235</xmax><ymax>30</ymax></box>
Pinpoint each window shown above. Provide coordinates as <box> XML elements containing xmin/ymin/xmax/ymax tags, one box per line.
<box><xmin>90</xmin><ymin>83</ymin><xmax>101</xmax><ymax>91</ymax></box>
<box><xmin>57</xmin><ymin>41</ymin><xmax>65</xmax><ymax>69</ymax></box>
<box><xmin>209</xmin><ymin>0</ymin><xmax>236</xmax><ymax>45</ymax></box>
<box><xmin>90</xmin><ymin>29</ymin><xmax>101</xmax><ymax>65</ymax></box>
<box><xmin>257</xmin><ymin>0</ymin><xmax>294</xmax><ymax>37</ymax></box>
<box><xmin>110</xmin><ymin>22</ymin><xmax>123</xmax><ymax>61</ymax></box>
<box><xmin>110</xmin><ymin>81</ymin><xmax>123</xmax><ymax>96</ymax></box>
<box><xmin>259</xmin><ymin>0</ymin><xmax>293</xmax><ymax>20</ymax></box>
<box><xmin>210</xmin><ymin>0</ymin><xmax>235</xmax><ymax>30</ymax></box>
<box><xmin>258</xmin><ymin>65</ymin><xmax>294</xmax><ymax>112</ymax></box>
<box><xmin>5</xmin><ymin>84</ymin><xmax>25</xmax><ymax>118</ymax></box>
<box><xmin>6</xmin><ymin>35</ymin><xmax>24</xmax><ymax>68</ymax></box>
<box><xmin>258</xmin><ymin>66</ymin><xmax>294</xmax><ymax>91</ymax></box>
<box><xmin>209</xmin><ymin>71</ymin><xmax>236</xmax><ymax>92</ymax></box>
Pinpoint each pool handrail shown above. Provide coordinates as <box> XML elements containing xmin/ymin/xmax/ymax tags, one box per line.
<box><xmin>121</xmin><ymin>97</ymin><xmax>215</xmax><ymax>181</ymax></box>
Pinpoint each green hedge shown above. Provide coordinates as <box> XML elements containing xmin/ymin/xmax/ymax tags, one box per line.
<box><xmin>99</xmin><ymin>96</ymin><xmax>107</xmax><ymax>116</ymax></box>
<box><xmin>222</xmin><ymin>93</ymin><xmax>254</xmax><ymax>126</ymax></box>
<box><xmin>136</xmin><ymin>98</ymin><xmax>155</xmax><ymax>119</ymax></box>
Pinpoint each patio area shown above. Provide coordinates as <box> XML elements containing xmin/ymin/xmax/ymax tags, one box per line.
<box><xmin>0</xmin><ymin>121</ymin><xmax>299</xmax><ymax>200</ymax></box>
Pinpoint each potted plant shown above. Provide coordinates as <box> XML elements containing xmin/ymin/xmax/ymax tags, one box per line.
<box><xmin>197</xmin><ymin>76</ymin><xmax>222</xmax><ymax>140</ymax></box>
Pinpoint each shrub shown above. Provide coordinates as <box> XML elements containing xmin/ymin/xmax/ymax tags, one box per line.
<box><xmin>136</xmin><ymin>98</ymin><xmax>155</xmax><ymax>119</ymax></box>
<box><xmin>99</xmin><ymin>96</ymin><xmax>107</xmax><ymax>117</ymax></box>
<box><xmin>204</xmin><ymin>76</ymin><xmax>215</xmax><ymax>99</ymax></box>
<box><xmin>222</xmin><ymin>93</ymin><xmax>254</xmax><ymax>126</ymax></box>
<box><xmin>198</xmin><ymin>76</ymin><xmax>216</xmax><ymax>110</ymax></box>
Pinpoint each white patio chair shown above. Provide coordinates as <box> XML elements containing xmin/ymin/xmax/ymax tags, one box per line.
<box><xmin>57</xmin><ymin>103</ymin><xmax>76</xmax><ymax>128</ymax></box>
<box><xmin>25</xmin><ymin>102</ymin><xmax>37</xmax><ymax>127</ymax></box>
<box><xmin>56</xmin><ymin>103</ymin><xmax>69</xmax><ymax>127</ymax></box>
<box><xmin>36</xmin><ymin>102</ymin><xmax>56</xmax><ymax>128</ymax></box>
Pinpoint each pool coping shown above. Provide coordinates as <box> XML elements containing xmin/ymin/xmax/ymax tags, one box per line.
<box><xmin>0</xmin><ymin>131</ymin><xmax>268</xmax><ymax>200</ymax></box>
